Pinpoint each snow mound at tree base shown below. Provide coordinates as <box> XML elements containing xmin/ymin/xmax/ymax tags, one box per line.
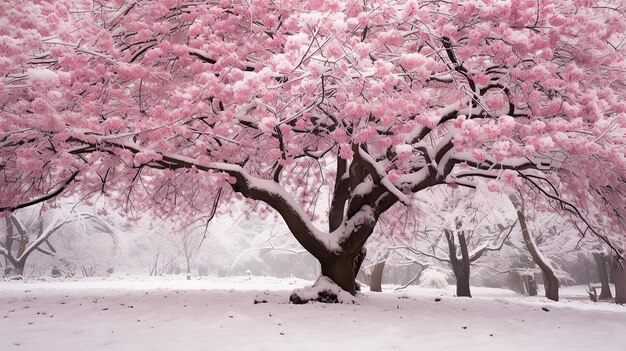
<box><xmin>289</xmin><ymin>276</ymin><xmax>359</xmax><ymax>304</ymax></box>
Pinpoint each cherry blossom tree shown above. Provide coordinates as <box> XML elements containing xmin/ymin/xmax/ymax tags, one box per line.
<box><xmin>1</xmin><ymin>0</ymin><xmax>625</xmax><ymax>295</ymax></box>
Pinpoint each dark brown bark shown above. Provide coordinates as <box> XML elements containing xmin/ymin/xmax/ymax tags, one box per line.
<box><xmin>0</xmin><ymin>172</ymin><xmax>79</xmax><ymax>213</ymax></box>
<box><xmin>593</xmin><ymin>253</ymin><xmax>613</xmax><ymax>300</ymax></box>
<box><xmin>329</xmin><ymin>157</ymin><xmax>349</xmax><ymax>232</ymax></box>
<box><xmin>229</xmin><ymin>178</ymin><xmax>332</xmax><ymax>266</ymax></box>
<box><xmin>354</xmin><ymin>248</ymin><xmax>367</xmax><ymax>291</ymax></box>
<box><xmin>320</xmin><ymin>254</ymin><xmax>359</xmax><ymax>295</ymax></box>
<box><xmin>614</xmin><ymin>257</ymin><xmax>626</xmax><ymax>304</ymax></box>
<box><xmin>445</xmin><ymin>230</ymin><xmax>472</xmax><ymax>297</ymax></box>
<box><xmin>354</xmin><ymin>248</ymin><xmax>366</xmax><ymax>276</ymax></box>
<box><xmin>228</xmin><ymin>158</ymin><xmax>394</xmax><ymax>296</ymax></box>
<box><xmin>353</xmin><ymin>248</ymin><xmax>367</xmax><ymax>291</ymax></box>
<box><xmin>370</xmin><ymin>261</ymin><xmax>386</xmax><ymax>292</ymax></box>
<box><xmin>512</xmin><ymin>196</ymin><xmax>559</xmax><ymax>301</ymax></box>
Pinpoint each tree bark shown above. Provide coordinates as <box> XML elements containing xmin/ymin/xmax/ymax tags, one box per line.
<box><xmin>320</xmin><ymin>254</ymin><xmax>359</xmax><ymax>295</ymax></box>
<box><xmin>511</xmin><ymin>195</ymin><xmax>559</xmax><ymax>301</ymax></box>
<box><xmin>593</xmin><ymin>253</ymin><xmax>613</xmax><ymax>300</ymax></box>
<box><xmin>218</xmin><ymin>144</ymin><xmax>405</xmax><ymax>298</ymax></box>
<box><xmin>370</xmin><ymin>261</ymin><xmax>386</xmax><ymax>292</ymax></box>
<box><xmin>455</xmin><ymin>269</ymin><xmax>471</xmax><ymax>297</ymax></box>
<box><xmin>445</xmin><ymin>230</ymin><xmax>472</xmax><ymax>297</ymax></box>
<box><xmin>614</xmin><ymin>257</ymin><xmax>626</xmax><ymax>304</ymax></box>
<box><xmin>352</xmin><ymin>248</ymin><xmax>367</xmax><ymax>291</ymax></box>
<box><xmin>539</xmin><ymin>265</ymin><xmax>559</xmax><ymax>301</ymax></box>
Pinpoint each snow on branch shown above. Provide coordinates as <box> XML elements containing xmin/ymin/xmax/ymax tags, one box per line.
<box><xmin>355</xmin><ymin>146</ymin><xmax>411</xmax><ymax>205</ymax></box>
<box><xmin>0</xmin><ymin>172</ymin><xmax>79</xmax><ymax>213</ymax></box>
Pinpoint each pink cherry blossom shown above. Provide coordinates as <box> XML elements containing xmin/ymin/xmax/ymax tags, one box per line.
<box><xmin>1</xmin><ymin>0</ymin><xmax>625</xmax><ymax>291</ymax></box>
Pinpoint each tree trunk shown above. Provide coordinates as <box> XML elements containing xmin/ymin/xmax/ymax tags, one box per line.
<box><xmin>445</xmin><ymin>230</ymin><xmax>472</xmax><ymax>297</ymax></box>
<box><xmin>353</xmin><ymin>248</ymin><xmax>366</xmax><ymax>291</ymax></box>
<box><xmin>457</xmin><ymin>233</ymin><xmax>472</xmax><ymax>297</ymax></box>
<box><xmin>370</xmin><ymin>261</ymin><xmax>386</xmax><ymax>292</ymax></box>
<box><xmin>455</xmin><ymin>268</ymin><xmax>471</xmax><ymax>297</ymax></box>
<box><xmin>593</xmin><ymin>253</ymin><xmax>613</xmax><ymax>300</ymax></box>
<box><xmin>541</xmin><ymin>271</ymin><xmax>559</xmax><ymax>301</ymax></box>
<box><xmin>510</xmin><ymin>195</ymin><xmax>559</xmax><ymax>301</ymax></box>
<box><xmin>320</xmin><ymin>254</ymin><xmax>358</xmax><ymax>295</ymax></box>
<box><xmin>5</xmin><ymin>262</ymin><xmax>25</xmax><ymax>277</ymax></box>
<box><xmin>16</xmin><ymin>262</ymin><xmax>24</xmax><ymax>276</ymax></box>
<box><xmin>614</xmin><ymin>257</ymin><xmax>626</xmax><ymax>304</ymax></box>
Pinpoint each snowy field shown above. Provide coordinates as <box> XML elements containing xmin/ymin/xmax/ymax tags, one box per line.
<box><xmin>1</xmin><ymin>276</ymin><xmax>624</xmax><ymax>351</ymax></box>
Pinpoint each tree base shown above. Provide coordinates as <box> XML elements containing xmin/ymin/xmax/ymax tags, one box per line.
<box><xmin>3</xmin><ymin>274</ymin><xmax>23</xmax><ymax>281</ymax></box>
<box><xmin>289</xmin><ymin>276</ymin><xmax>359</xmax><ymax>304</ymax></box>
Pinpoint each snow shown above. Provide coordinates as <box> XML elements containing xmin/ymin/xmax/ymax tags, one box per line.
<box><xmin>253</xmin><ymin>178</ymin><xmax>344</xmax><ymax>252</ymax></box>
<box><xmin>395</xmin><ymin>144</ymin><xmax>412</xmax><ymax>154</ymax></box>
<box><xmin>418</xmin><ymin>268</ymin><xmax>449</xmax><ymax>289</ymax></box>
<box><xmin>0</xmin><ymin>276</ymin><xmax>624</xmax><ymax>351</ymax></box>
<box><xmin>290</xmin><ymin>276</ymin><xmax>358</xmax><ymax>304</ymax></box>
<box><xmin>357</xmin><ymin>147</ymin><xmax>411</xmax><ymax>205</ymax></box>
<box><xmin>26</xmin><ymin>68</ymin><xmax>59</xmax><ymax>82</ymax></box>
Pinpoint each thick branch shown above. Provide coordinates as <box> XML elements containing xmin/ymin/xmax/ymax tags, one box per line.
<box><xmin>329</xmin><ymin>156</ymin><xmax>349</xmax><ymax>232</ymax></box>
<box><xmin>0</xmin><ymin>172</ymin><xmax>79</xmax><ymax>213</ymax></box>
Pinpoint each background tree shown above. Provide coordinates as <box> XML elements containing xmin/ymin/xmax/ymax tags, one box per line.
<box><xmin>593</xmin><ymin>251</ymin><xmax>613</xmax><ymax>300</ymax></box>
<box><xmin>362</xmin><ymin>233</ymin><xmax>431</xmax><ymax>291</ymax></box>
<box><xmin>383</xmin><ymin>188</ymin><xmax>516</xmax><ymax>296</ymax></box>
<box><xmin>0</xmin><ymin>205</ymin><xmax>116</xmax><ymax>278</ymax></box>
<box><xmin>154</xmin><ymin>191</ymin><xmax>220</xmax><ymax>278</ymax></box>
<box><xmin>510</xmin><ymin>194</ymin><xmax>560</xmax><ymax>301</ymax></box>
<box><xmin>1</xmin><ymin>0</ymin><xmax>625</xmax><ymax>295</ymax></box>
<box><xmin>614</xmin><ymin>255</ymin><xmax>626</xmax><ymax>304</ymax></box>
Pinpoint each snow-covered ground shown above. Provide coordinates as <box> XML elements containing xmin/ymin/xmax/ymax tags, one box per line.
<box><xmin>1</xmin><ymin>276</ymin><xmax>624</xmax><ymax>350</ymax></box>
